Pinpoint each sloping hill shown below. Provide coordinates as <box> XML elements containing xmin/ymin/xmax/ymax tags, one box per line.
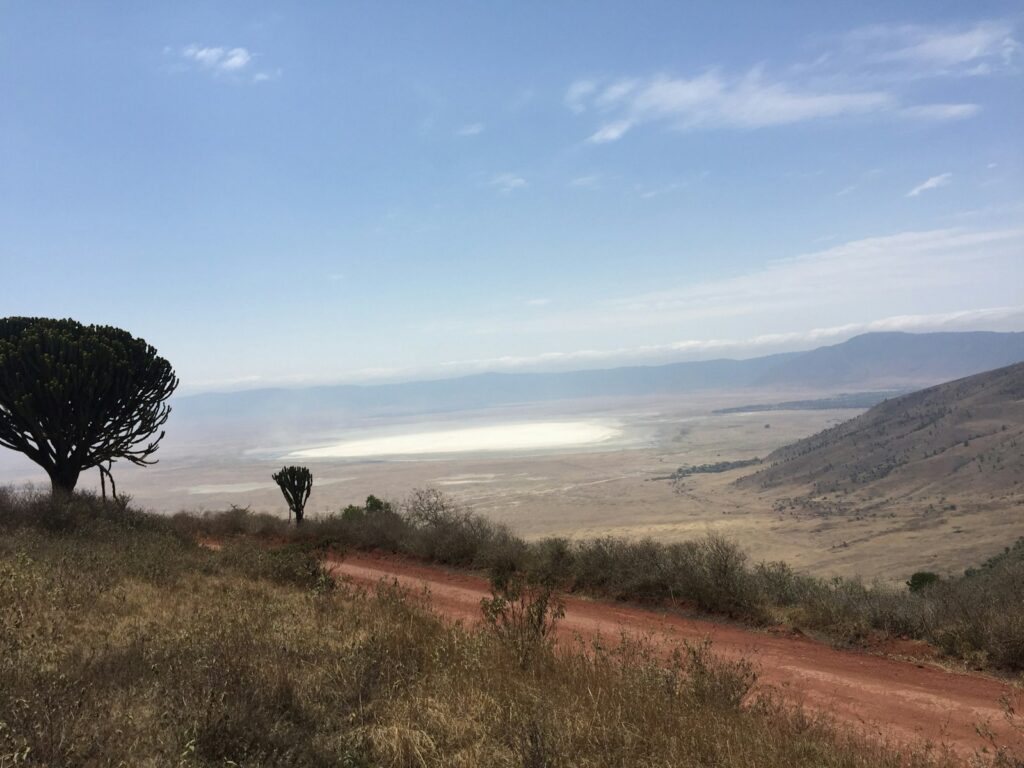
<box><xmin>755</xmin><ymin>331</ymin><xmax>1024</xmax><ymax>389</ymax></box>
<box><xmin>739</xmin><ymin>362</ymin><xmax>1024</xmax><ymax>496</ymax></box>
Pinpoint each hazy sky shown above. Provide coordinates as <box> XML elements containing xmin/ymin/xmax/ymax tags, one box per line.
<box><xmin>2</xmin><ymin>2</ymin><xmax>1022</xmax><ymax>393</ymax></box>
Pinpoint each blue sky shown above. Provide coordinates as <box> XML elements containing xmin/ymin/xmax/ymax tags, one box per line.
<box><xmin>1</xmin><ymin>1</ymin><xmax>1022</xmax><ymax>393</ymax></box>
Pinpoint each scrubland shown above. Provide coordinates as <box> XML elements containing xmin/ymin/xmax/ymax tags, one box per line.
<box><xmin>3</xmin><ymin>489</ymin><xmax>999</xmax><ymax>767</ymax></box>
<box><xmin>158</xmin><ymin>486</ymin><xmax>1024</xmax><ymax>673</ymax></box>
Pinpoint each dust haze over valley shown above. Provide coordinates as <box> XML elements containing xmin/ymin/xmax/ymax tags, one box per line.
<box><xmin>4</xmin><ymin>331</ymin><xmax>1020</xmax><ymax>582</ymax></box>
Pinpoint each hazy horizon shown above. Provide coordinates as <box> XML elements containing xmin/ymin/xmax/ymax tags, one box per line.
<box><xmin>172</xmin><ymin>325</ymin><xmax>1024</xmax><ymax>395</ymax></box>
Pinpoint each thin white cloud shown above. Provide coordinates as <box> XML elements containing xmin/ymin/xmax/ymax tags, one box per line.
<box><xmin>181</xmin><ymin>45</ymin><xmax>251</xmax><ymax>72</ymax></box>
<box><xmin>456</xmin><ymin>123</ymin><xmax>484</xmax><ymax>136</ymax></box>
<box><xmin>589</xmin><ymin>120</ymin><xmax>635</xmax><ymax>143</ymax></box>
<box><xmin>490</xmin><ymin>173</ymin><xmax>527</xmax><ymax>193</ymax></box>
<box><xmin>834</xmin><ymin>167</ymin><xmax>885</xmax><ymax>197</ymax></box>
<box><xmin>609</xmin><ymin>228</ymin><xmax>1018</xmax><ymax>320</ymax></box>
<box><xmin>252</xmin><ymin>69</ymin><xmax>282</xmax><ymax>83</ymax></box>
<box><xmin>569</xmin><ymin>174</ymin><xmax>602</xmax><ymax>189</ymax></box>
<box><xmin>907</xmin><ymin>172</ymin><xmax>952</xmax><ymax>197</ymax></box>
<box><xmin>525</xmin><ymin>298</ymin><xmax>551</xmax><ymax>307</ymax></box>
<box><xmin>636</xmin><ymin>181</ymin><xmax>687</xmax><ymax>199</ymax></box>
<box><xmin>437</xmin><ymin>228</ymin><xmax>1024</xmax><ymax>342</ymax></box>
<box><xmin>565</xmin><ymin>80</ymin><xmax>597</xmax><ymax>113</ymax></box>
<box><xmin>899</xmin><ymin>103</ymin><xmax>980</xmax><ymax>120</ymax></box>
<box><xmin>570</xmin><ymin>20</ymin><xmax>1012</xmax><ymax>142</ymax></box>
<box><xmin>173</xmin><ymin>44</ymin><xmax>276</xmax><ymax>82</ymax></box>
<box><xmin>595</xmin><ymin>78</ymin><xmax>639</xmax><ymax>107</ymax></box>
<box><xmin>576</xmin><ymin>69</ymin><xmax>894</xmax><ymax>141</ymax></box>
<box><xmin>220</xmin><ymin>48</ymin><xmax>252</xmax><ymax>71</ymax></box>
<box><xmin>846</xmin><ymin>20</ymin><xmax>1020</xmax><ymax>74</ymax></box>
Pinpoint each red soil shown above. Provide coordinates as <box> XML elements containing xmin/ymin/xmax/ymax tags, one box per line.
<box><xmin>331</xmin><ymin>551</ymin><xmax>1023</xmax><ymax>760</ymax></box>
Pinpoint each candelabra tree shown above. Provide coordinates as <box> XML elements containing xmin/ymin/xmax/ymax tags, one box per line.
<box><xmin>0</xmin><ymin>317</ymin><xmax>178</xmax><ymax>495</ymax></box>
<box><xmin>272</xmin><ymin>465</ymin><xmax>313</xmax><ymax>525</ymax></box>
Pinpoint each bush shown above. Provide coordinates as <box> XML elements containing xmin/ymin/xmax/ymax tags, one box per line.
<box><xmin>678</xmin><ymin>638</ymin><xmax>758</xmax><ymax>710</ymax></box>
<box><xmin>402</xmin><ymin>487</ymin><xmax>500</xmax><ymax>566</ymax></box>
<box><xmin>329</xmin><ymin>495</ymin><xmax>409</xmax><ymax>551</ymax></box>
<box><xmin>481</xmin><ymin>570</ymin><xmax>565</xmax><ymax>669</ymax></box>
<box><xmin>218</xmin><ymin>540</ymin><xmax>336</xmax><ymax>593</ymax></box>
<box><xmin>566</xmin><ymin>534</ymin><xmax>766</xmax><ymax>620</ymax></box>
<box><xmin>907</xmin><ymin>571</ymin><xmax>940</xmax><ymax>592</ymax></box>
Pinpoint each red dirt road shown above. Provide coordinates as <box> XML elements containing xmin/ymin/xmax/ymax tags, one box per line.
<box><xmin>332</xmin><ymin>552</ymin><xmax>1023</xmax><ymax>759</ymax></box>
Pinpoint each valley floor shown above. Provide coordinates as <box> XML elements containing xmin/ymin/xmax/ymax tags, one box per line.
<box><xmin>2</xmin><ymin>391</ymin><xmax>1020</xmax><ymax>582</ymax></box>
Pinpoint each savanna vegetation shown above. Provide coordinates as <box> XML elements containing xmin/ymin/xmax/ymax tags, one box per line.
<box><xmin>0</xmin><ymin>488</ymin><xmax>1001</xmax><ymax>768</ymax></box>
<box><xmin>168</xmin><ymin>487</ymin><xmax>1024</xmax><ymax>673</ymax></box>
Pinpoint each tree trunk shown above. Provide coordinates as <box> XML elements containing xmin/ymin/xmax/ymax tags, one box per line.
<box><xmin>48</xmin><ymin>465</ymin><xmax>81</xmax><ymax>496</ymax></box>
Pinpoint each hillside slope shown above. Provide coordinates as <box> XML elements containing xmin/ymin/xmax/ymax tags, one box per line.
<box><xmin>756</xmin><ymin>331</ymin><xmax>1024</xmax><ymax>389</ymax></box>
<box><xmin>739</xmin><ymin>362</ymin><xmax>1024</xmax><ymax>496</ymax></box>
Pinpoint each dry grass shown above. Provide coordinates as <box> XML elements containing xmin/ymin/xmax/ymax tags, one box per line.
<box><xmin>0</xmin><ymin>490</ymin><xmax>981</xmax><ymax>767</ymax></box>
<box><xmin>153</xmin><ymin>486</ymin><xmax>1024</xmax><ymax>672</ymax></box>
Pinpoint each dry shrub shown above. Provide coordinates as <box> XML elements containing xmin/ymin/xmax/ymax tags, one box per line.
<box><xmin>402</xmin><ymin>487</ymin><xmax>501</xmax><ymax>566</ymax></box>
<box><xmin>0</xmin><ymin>487</ymin><xmax>979</xmax><ymax>767</ymax></box>
<box><xmin>5</xmin><ymin>486</ymin><xmax>1022</xmax><ymax>672</ymax></box>
<box><xmin>678</xmin><ymin>637</ymin><xmax>758</xmax><ymax>709</ymax></box>
<box><xmin>481</xmin><ymin>571</ymin><xmax>565</xmax><ymax>669</ymax></box>
<box><xmin>218</xmin><ymin>539</ymin><xmax>336</xmax><ymax>593</ymax></box>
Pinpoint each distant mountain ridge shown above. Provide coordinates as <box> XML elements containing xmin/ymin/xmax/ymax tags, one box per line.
<box><xmin>737</xmin><ymin>361</ymin><xmax>1024</xmax><ymax>496</ymax></box>
<box><xmin>176</xmin><ymin>331</ymin><xmax>1024</xmax><ymax>422</ymax></box>
<box><xmin>754</xmin><ymin>331</ymin><xmax>1024</xmax><ymax>388</ymax></box>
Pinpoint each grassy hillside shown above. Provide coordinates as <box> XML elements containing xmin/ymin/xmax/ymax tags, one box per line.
<box><xmin>740</xmin><ymin>362</ymin><xmax>1024</xmax><ymax>497</ymax></box>
<box><xmin>0</xmin><ymin>493</ymin><xmax>976</xmax><ymax>768</ymax></box>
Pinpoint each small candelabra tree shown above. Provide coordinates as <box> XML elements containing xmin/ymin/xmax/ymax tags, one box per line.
<box><xmin>272</xmin><ymin>465</ymin><xmax>313</xmax><ymax>525</ymax></box>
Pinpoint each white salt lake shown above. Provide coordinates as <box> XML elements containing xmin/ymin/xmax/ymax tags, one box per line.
<box><xmin>288</xmin><ymin>420</ymin><xmax>620</xmax><ymax>459</ymax></box>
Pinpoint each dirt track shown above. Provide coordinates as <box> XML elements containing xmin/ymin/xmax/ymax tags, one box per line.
<box><xmin>332</xmin><ymin>551</ymin><xmax>1023</xmax><ymax>759</ymax></box>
